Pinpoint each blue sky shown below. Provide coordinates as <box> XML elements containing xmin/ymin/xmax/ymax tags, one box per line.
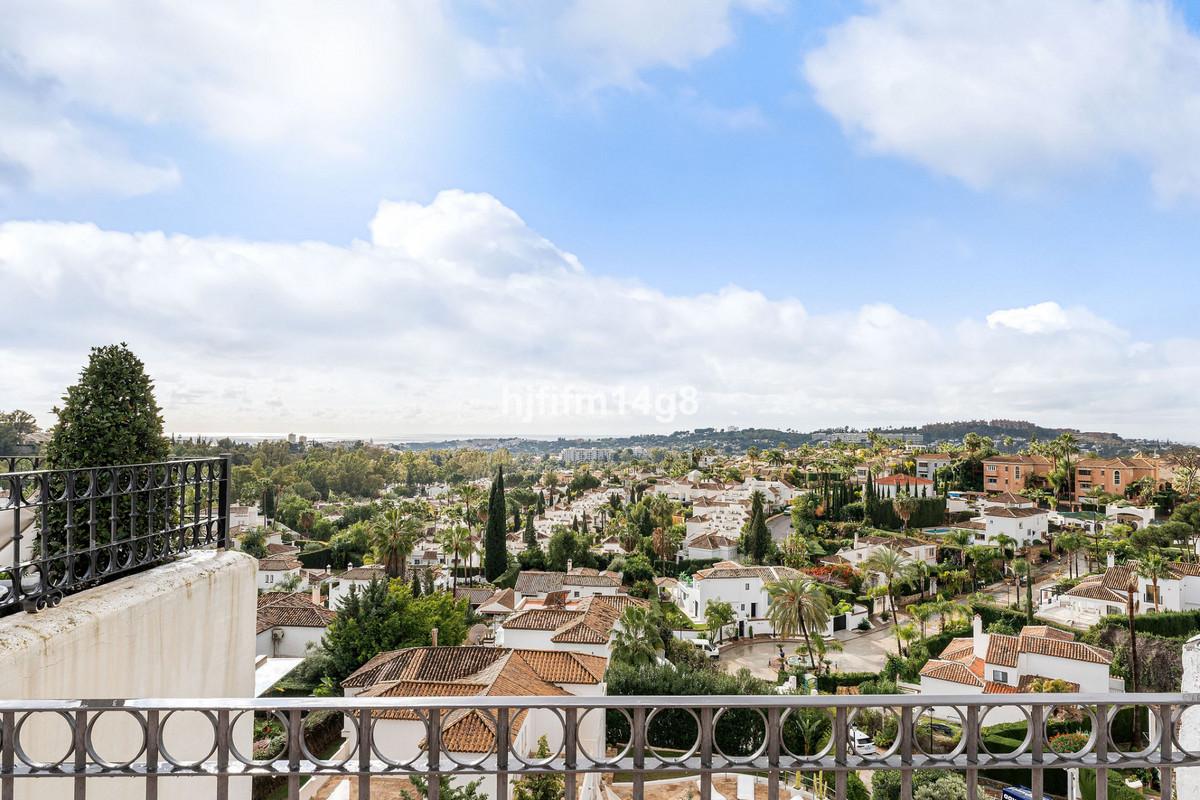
<box><xmin>2</xmin><ymin>1</ymin><xmax>1199</xmax><ymax>439</ymax></box>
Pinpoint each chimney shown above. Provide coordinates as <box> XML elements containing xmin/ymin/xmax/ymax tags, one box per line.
<box><xmin>567</xmin><ymin>559</ymin><xmax>573</xmax><ymax>573</ymax></box>
<box><xmin>973</xmin><ymin>614</ymin><xmax>983</xmax><ymax>638</ymax></box>
<box><xmin>972</xmin><ymin>614</ymin><xmax>989</xmax><ymax>659</ymax></box>
<box><xmin>311</xmin><ymin>582</ymin><xmax>322</xmax><ymax>607</ymax></box>
<box><xmin>1107</xmin><ymin>552</ymin><xmax>1116</xmax><ymax>569</ymax></box>
<box><xmin>431</xmin><ymin>627</ymin><xmax>439</xmax><ymax>648</ymax></box>
<box><xmin>853</xmin><ymin>531</ymin><xmax>859</xmax><ymax>549</ymax></box>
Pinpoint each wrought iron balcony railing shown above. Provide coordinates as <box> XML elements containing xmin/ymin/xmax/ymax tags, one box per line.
<box><xmin>0</xmin><ymin>455</ymin><xmax>230</xmax><ymax>615</ymax></box>
<box><xmin>0</xmin><ymin>693</ymin><xmax>1194</xmax><ymax>800</ymax></box>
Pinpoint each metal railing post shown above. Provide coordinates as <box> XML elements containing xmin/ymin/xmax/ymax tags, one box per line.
<box><xmin>1159</xmin><ymin>703</ymin><xmax>1173</xmax><ymax>800</ymax></box>
<box><xmin>145</xmin><ymin>709</ymin><xmax>159</xmax><ymax>800</ymax></box>
<box><xmin>834</xmin><ymin>706</ymin><xmax>848</xmax><ymax>800</ymax></box>
<box><xmin>287</xmin><ymin>709</ymin><xmax>301</xmax><ymax>800</ymax></box>
<box><xmin>495</xmin><ymin>707</ymin><xmax>509</xmax><ymax>800</ymax></box>
<box><xmin>216</xmin><ymin>709</ymin><xmax>229</xmax><ymax>800</ymax></box>
<box><xmin>564</xmin><ymin>707</ymin><xmax>577</xmax><ymax>800</ymax></box>
<box><xmin>358</xmin><ymin>708</ymin><xmax>372</xmax><ymax>800</ymax></box>
<box><xmin>767</xmin><ymin>707</ymin><xmax>780</xmax><ymax>800</ymax></box>
<box><xmin>218</xmin><ymin>454</ymin><xmax>232</xmax><ymax>548</ymax></box>
<box><xmin>74</xmin><ymin>706</ymin><xmax>87</xmax><ymax>800</ymax></box>
<box><xmin>632</xmin><ymin>706</ymin><xmax>645</xmax><ymax>800</ymax></box>
<box><xmin>700</xmin><ymin>706</ymin><xmax>713</xmax><ymax>800</ymax></box>
<box><xmin>2</xmin><ymin>710</ymin><xmax>14</xmax><ymax>800</ymax></box>
<box><xmin>428</xmin><ymin>707</ymin><xmax>441</xmax><ymax>800</ymax></box>
<box><xmin>965</xmin><ymin>705</ymin><xmax>978</xmax><ymax>800</ymax></box>
<box><xmin>1096</xmin><ymin>703</ymin><xmax>1109</xmax><ymax>800</ymax></box>
<box><xmin>1030</xmin><ymin>704</ymin><xmax>1044</xmax><ymax>800</ymax></box>
<box><xmin>900</xmin><ymin>706</ymin><xmax>912</xmax><ymax>800</ymax></box>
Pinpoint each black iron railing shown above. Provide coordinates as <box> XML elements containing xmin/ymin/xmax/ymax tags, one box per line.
<box><xmin>0</xmin><ymin>693</ymin><xmax>1195</xmax><ymax>800</ymax></box>
<box><xmin>0</xmin><ymin>455</ymin><xmax>230</xmax><ymax>615</ymax></box>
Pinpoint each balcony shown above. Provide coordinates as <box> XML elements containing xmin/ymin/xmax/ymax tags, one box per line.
<box><xmin>1</xmin><ymin>693</ymin><xmax>1196</xmax><ymax>800</ymax></box>
<box><xmin>0</xmin><ymin>456</ymin><xmax>230</xmax><ymax>615</ymax></box>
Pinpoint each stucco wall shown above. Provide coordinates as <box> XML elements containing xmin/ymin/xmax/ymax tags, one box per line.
<box><xmin>0</xmin><ymin>549</ymin><xmax>257</xmax><ymax>800</ymax></box>
<box><xmin>1179</xmin><ymin>635</ymin><xmax>1200</xmax><ymax>798</ymax></box>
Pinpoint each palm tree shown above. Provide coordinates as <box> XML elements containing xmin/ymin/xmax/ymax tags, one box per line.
<box><xmin>863</xmin><ymin>546</ymin><xmax>914</xmax><ymax>653</ymax></box>
<box><xmin>767</xmin><ymin>576</ymin><xmax>832</xmax><ymax>668</ymax></box>
<box><xmin>1012</xmin><ymin>558</ymin><xmax>1031</xmax><ymax>614</ymax></box>
<box><xmin>705</xmin><ymin>600</ymin><xmax>735</xmax><ymax>644</ymax></box>
<box><xmin>910</xmin><ymin>602</ymin><xmax>937</xmax><ymax>640</ymax></box>
<box><xmin>371</xmin><ymin>505</ymin><xmax>422</xmax><ymax>581</ymax></box>
<box><xmin>892</xmin><ymin>491</ymin><xmax>920</xmax><ymax>531</ymax></box>
<box><xmin>457</xmin><ymin>484</ymin><xmax>484</xmax><ymax>535</ymax></box>
<box><xmin>993</xmin><ymin>533</ymin><xmax>1017</xmax><ymax>602</ymax></box>
<box><xmin>943</xmin><ymin>529</ymin><xmax>972</xmax><ymax>567</ymax></box>
<box><xmin>964</xmin><ymin>545</ymin><xmax>997</xmax><ymax>593</ymax></box>
<box><xmin>1137</xmin><ymin>551</ymin><xmax>1170</xmax><ymax>613</ymax></box>
<box><xmin>897</xmin><ymin>623</ymin><xmax>918</xmax><ymax>657</ymax></box>
<box><xmin>438</xmin><ymin>525</ymin><xmax>471</xmax><ymax>592</ymax></box>
<box><xmin>611</xmin><ymin>605</ymin><xmax>663</xmax><ymax>668</ymax></box>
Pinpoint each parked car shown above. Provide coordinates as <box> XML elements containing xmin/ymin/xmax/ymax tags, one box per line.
<box><xmin>848</xmin><ymin>727</ymin><xmax>876</xmax><ymax>755</ymax></box>
<box><xmin>691</xmin><ymin>638</ymin><xmax>719</xmax><ymax>659</ymax></box>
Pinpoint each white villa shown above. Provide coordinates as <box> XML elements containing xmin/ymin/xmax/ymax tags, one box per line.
<box><xmin>496</xmin><ymin>594</ymin><xmax>647</xmax><ymax>658</ymax></box>
<box><xmin>1043</xmin><ymin>557</ymin><xmax>1200</xmax><ymax>627</ymax></box>
<box><xmin>341</xmin><ymin>646</ymin><xmax>608</xmax><ymax>800</ymax></box>
<box><xmin>512</xmin><ymin>568</ymin><xmax>623</xmax><ymax>601</ymax></box>
<box><xmin>255</xmin><ymin>590</ymin><xmax>335</xmax><ymax>658</ymax></box>
<box><xmin>919</xmin><ymin>616</ymin><xmax>1116</xmax><ymax>722</ymax></box>
<box><xmin>677</xmin><ymin>561</ymin><xmax>866</xmax><ymax>638</ymax></box>
<box><xmin>950</xmin><ymin>493</ymin><xmax>1048</xmax><ymax>547</ymax></box>
<box><xmin>256</xmin><ymin>556</ymin><xmax>305</xmax><ymax>592</ymax></box>
<box><xmin>830</xmin><ymin>533</ymin><xmax>938</xmax><ymax>569</ymax></box>
<box><xmin>327</xmin><ymin>564</ymin><xmax>389</xmax><ymax>610</ymax></box>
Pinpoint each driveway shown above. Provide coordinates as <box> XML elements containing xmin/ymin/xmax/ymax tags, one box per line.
<box><xmin>717</xmin><ymin>625</ymin><xmax>899</xmax><ymax>680</ymax></box>
<box><xmin>766</xmin><ymin>513</ymin><xmax>791</xmax><ymax>543</ymax></box>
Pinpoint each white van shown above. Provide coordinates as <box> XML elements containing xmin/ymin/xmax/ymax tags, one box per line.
<box><xmin>691</xmin><ymin>638</ymin><xmax>720</xmax><ymax>659</ymax></box>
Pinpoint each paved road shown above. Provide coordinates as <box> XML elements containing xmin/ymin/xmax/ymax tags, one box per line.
<box><xmin>718</xmin><ymin>624</ymin><xmax>901</xmax><ymax>679</ymax></box>
<box><xmin>766</xmin><ymin>513</ymin><xmax>791</xmax><ymax>543</ymax></box>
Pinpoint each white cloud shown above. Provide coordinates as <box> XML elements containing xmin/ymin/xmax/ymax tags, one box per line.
<box><xmin>1</xmin><ymin>191</ymin><xmax>1196</xmax><ymax>440</ymax></box>
<box><xmin>0</xmin><ymin>85</ymin><xmax>179</xmax><ymax>196</ymax></box>
<box><xmin>804</xmin><ymin>0</ymin><xmax>1200</xmax><ymax>199</ymax></box>
<box><xmin>546</xmin><ymin>0</ymin><xmax>780</xmax><ymax>91</ymax></box>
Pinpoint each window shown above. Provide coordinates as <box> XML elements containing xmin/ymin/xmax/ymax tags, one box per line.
<box><xmin>745</xmin><ymin>583</ymin><xmax>750</xmax><ymax>590</ymax></box>
<box><xmin>1015</xmin><ymin>466</ymin><xmax>1022</xmax><ymax>479</ymax></box>
<box><xmin>986</xmin><ymin>465</ymin><xmax>997</xmax><ymax>473</ymax></box>
<box><xmin>1113</xmin><ymin>470</ymin><xmax>1122</xmax><ymax>486</ymax></box>
<box><xmin>1145</xmin><ymin>586</ymin><xmax>1160</xmax><ymax>605</ymax></box>
<box><xmin>992</xmin><ymin>670</ymin><xmax>1008</xmax><ymax>683</ymax></box>
<box><xmin>987</xmin><ymin>477</ymin><xmax>998</xmax><ymax>485</ymax></box>
<box><xmin>1078</xmin><ymin>468</ymin><xmax>1092</xmax><ymax>476</ymax></box>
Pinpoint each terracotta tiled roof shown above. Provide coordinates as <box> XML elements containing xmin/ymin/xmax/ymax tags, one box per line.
<box><xmin>874</xmin><ymin>475</ymin><xmax>933</xmax><ymax>486</ymax></box>
<box><xmin>501</xmin><ymin>608</ymin><xmax>580</xmax><ymax>631</ymax></box>
<box><xmin>1065</xmin><ymin>580</ymin><xmax>1127</xmax><ymax>603</ymax></box>
<box><xmin>983</xmin><ymin>681</ymin><xmax>1018</xmax><ymax>694</ymax></box>
<box><xmin>1020</xmin><ymin>626</ymin><xmax>1074</xmax><ymax>642</ymax></box>
<box><xmin>1018</xmin><ymin>634</ymin><xmax>1112</xmax><ymax>665</ymax></box>
<box><xmin>939</xmin><ymin>638</ymin><xmax>976</xmax><ymax>661</ymax></box>
<box><xmin>985</xmin><ymin>634</ymin><xmax>1020</xmax><ymax>668</ymax></box>
<box><xmin>985</xmin><ymin>492</ymin><xmax>1033</xmax><ymax>505</ymax></box>
<box><xmin>689</xmin><ymin>534</ymin><xmax>737</xmax><ymax>549</ymax></box>
<box><xmin>258</xmin><ymin>591</ymin><xmax>312</xmax><ymax>609</ymax></box>
<box><xmin>984</xmin><ymin>507</ymin><xmax>1047</xmax><ymax>519</ymax></box>
<box><xmin>343</xmin><ymin>646</ymin><xmax>608</xmax><ymax>690</ymax></box>
<box><xmin>984</xmin><ymin>455</ymin><xmax>1053</xmax><ymax>466</ymax></box>
<box><xmin>694</xmin><ymin>564</ymin><xmax>803</xmax><ymax>581</ymax></box>
<box><xmin>256</xmin><ymin>599</ymin><xmax>335</xmax><ymax>634</ymax></box>
<box><xmin>1102</xmin><ymin>565</ymin><xmax>1137</xmax><ymax>592</ymax></box>
<box><xmin>454</xmin><ymin>586</ymin><xmax>497</xmax><ymax>605</ymax></box>
<box><xmin>920</xmin><ymin>660</ymin><xmax>983</xmax><ymax>687</ymax></box>
<box><xmin>266</xmin><ymin>543</ymin><xmax>300</xmax><ymax>555</ymax></box>
<box><xmin>835</xmin><ymin>686</ymin><xmax>860</xmax><ymax>695</ymax></box>
<box><xmin>339</xmin><ymin>565</ymin><xmax>388</xmax><ymax>581</ymax></box>
<box><xmin>258</xmin><ymin>556</ymin><xmax>302</xmax><ymax>571</ymax></box>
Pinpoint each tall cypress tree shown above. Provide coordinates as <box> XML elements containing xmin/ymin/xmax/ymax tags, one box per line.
<box><xmin>745</xmin><ymin>490</ymin><xmax>770</xmax><ymax>564</ymax></box>
<box><xmin>484</xmin><ymin>467</ymin><xmax>508</xmax><ymax>581</ymax></box>
<box><xmin>523</xmin><ymin>510</ymin><xmax>538</xmax><ymax>551</ymax></box>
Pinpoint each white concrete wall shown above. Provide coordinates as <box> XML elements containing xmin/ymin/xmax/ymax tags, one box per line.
<box><xmin>255</xmin><ymin>624</ymin><xmax>325</xmax><ymax>658</ymax></box>
<box><xmin>0</xmin><ymin>550</ymin><xmax>257</xmax><ymax>800</ymax></box>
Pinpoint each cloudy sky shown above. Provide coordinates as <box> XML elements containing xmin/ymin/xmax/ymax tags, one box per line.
<box><xmin>2</xmin><ymin>0</ymin><xmax>1199</xmax><ymax>441</ymax></box>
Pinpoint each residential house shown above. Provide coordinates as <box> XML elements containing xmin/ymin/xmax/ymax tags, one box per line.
<box><xmin>915</xmin><ymin>454</ymin><xmax>954</xmax><ymax>481</ymax></box>
<box><xmin>1074</xmin><ymin>457</ymin><xmax>1164</xmax><ymax>501</ymax></box>
<box><xmin>256</xmin><ymin>556</ymin><xmax>305</xmax><ymax>592</ymax></box>
<box><xmin>684</xmin><ymin>533</ymin><xmax>739</xmax><ymax>561</ymax></box>
<box><xmin>981</xmin><ymin>454</ymin><xmax>1053</xmax><ymax>494</ymax></box>
<box><xmin>496</xmin><ymin>594</ymin><xmax>647</xmax><ymax>658</ymax></box>
<box><xmin>341</xmin><ymin>646</ymin><xmax>608</xmax><ymax>800</ymax></box>
<box><xmin>1047</xmin><ymin>556</ymin><xmax>1200</xmax><ymax>626</ymax></box>
<box><xmin>951</xmin><ymin>493</ymin><xmax>1048</xmax><ymax>548</ymax></box>
<box><xmin>512</xmin><ymin>568</ymin><xmax>623</xmax><ymax>601</ymax></box>
<box><xmin>919</xmin><ymin>616</ymin><xmax>1115</xmax><ymax>722</ymax></box>
<box><xmin>831</xmin><ymin>533</ymin><xmax>938</xmax><ymax>569</ymax></box>
<box><xmin>872</xmin><ymin>474</ymin><xmax>935</xmax><ymax>499</ymax></box>
<box><xmin>255</xmin><ymin>590</ymin><xmax>335</xmax><ymax>657</ymax></box>
<box><xmin>327</xmin><ymin>564</ymin><xmax>388</xmax><ymax>610</ymax></box>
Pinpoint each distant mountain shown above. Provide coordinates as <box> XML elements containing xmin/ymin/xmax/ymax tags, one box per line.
<box><xmin>393</xmin><ymin>418</ymin><xmax>1176</xmax><ymax>457</ymax></box>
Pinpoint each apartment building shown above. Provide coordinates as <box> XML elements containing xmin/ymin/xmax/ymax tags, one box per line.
<box><xmin>982</xmin><ymin>454</ymin><xmax>1053</xmax><ymax>493</ymax></box>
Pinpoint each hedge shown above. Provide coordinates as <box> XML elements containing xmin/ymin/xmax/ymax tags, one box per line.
<box><xmin>1080</xmin><ymin>768</ymin><xmax>1144</xmax><ymax>800</ymax></box>
<box><xmin>815</xmin><ymin>672</ymin><xmax>879</xmax><ymax>692</ymax></box>
<box><xmin>1095</xmin><ymin>609</ymin><xmax>1200</xmax><ymax>640</ymax></box>
<box><xmin>296</xmin><ymin>547</ymin><xmax>331</xmax><ymax>569</ymax></box>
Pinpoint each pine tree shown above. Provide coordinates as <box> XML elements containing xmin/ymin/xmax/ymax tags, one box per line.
<box><xmin>536</xmin><ymin>491</ymin><xmax>545</xmax><ymax>516</ymax></box>
<box><xmin>411</xmin><ymin>571</ymin><xmax>423</xmax><ymax>597</ymax></box>
<box><xmin>484</xmin><ymin>467</ymin><xmax>508</xmax><ymax>581</ymax></box>
<box><xmin>512</xmin><ymin>737</ymin><xmax>563</xmax><ymax>800</ymax></box>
